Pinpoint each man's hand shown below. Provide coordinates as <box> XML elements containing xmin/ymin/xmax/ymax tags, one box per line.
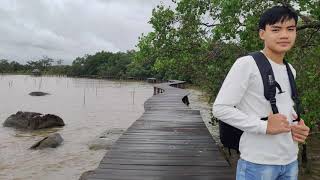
<box><xmin>291</xmin><ymin>118</ymin><xmax>310</xmax><ymax>143</ymax></box>
<box><xmin>266</xmin><ymin>113</ymin><xmax>291</xmax><ymax>135</ymax></box>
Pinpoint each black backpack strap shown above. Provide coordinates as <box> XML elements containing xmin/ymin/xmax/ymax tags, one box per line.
<box><xmin>250</xmin><ymin>52</ymin><xmax>279</xmax><ymax>114</ymax></box>
<box><xmin>284</xmin><ymin>61</ymin><xmax>301</xmax><ymax>122</ymax></box>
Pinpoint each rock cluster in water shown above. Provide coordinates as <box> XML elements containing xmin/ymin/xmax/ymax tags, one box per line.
<box><xmin>88</xmin><ymin>128</ymin><xmax>125</xmax><ymax>150</ymax></box>
<box><xmin>80</xmin><ymin>128</ymin><xmax>125</xmax><ymax>179</ymax></box>
<box><xmin>3</xmin><ymin>111</ymin><xmax>66</xmax><ymax>150</ymax></box>
<box><xmin>29</xmin><ymin>91</ymin><xmax>50</xmax><ymax>96</ymax></box>
<box><xmin>30</xmin><ymin>133</ymin><xmax>64</xmax><ymax>149</ymax></box>
<box><xmin>3</xmin><ymin>111</ymin><xmax>65</xmax><ymax>130</ymax></box>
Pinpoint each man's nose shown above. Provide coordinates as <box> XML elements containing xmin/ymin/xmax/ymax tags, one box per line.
<box><xmin>279</xmin><ymin>30</ymin><xmax>289</xmax><ymax>39</ymax></box>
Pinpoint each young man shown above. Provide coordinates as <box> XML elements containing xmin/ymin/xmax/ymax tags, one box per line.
<box><xmin>212</xmin><ymin>6</ymin><xmax>310</xmax><ymax>180</ymax></box>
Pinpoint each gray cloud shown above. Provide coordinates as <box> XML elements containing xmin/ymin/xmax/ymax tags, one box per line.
<box><xmin>0</xmin><ymin>0</ymin><xmax>173</xmax><ymax>64</ymax></box>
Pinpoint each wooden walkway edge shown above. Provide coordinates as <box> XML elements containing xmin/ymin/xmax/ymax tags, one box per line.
<box><xmin>85</xmin><ymin>80</ymin><xmax>234</xmax><ymax>180</ymax></box>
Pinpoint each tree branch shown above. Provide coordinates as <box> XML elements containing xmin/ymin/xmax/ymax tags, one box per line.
<box><xmin>302</xmin><ymin>27</ymin><xmax>320</xmax><ymax>48</ymax></box>
<box><xmin>200</xmin><ymin>22</ymin><xmax>219</xmax><ymax>27</ymax></box>
<box><xmin>297</xmin><ymin>22</ymin><xmax>320</xmax><ymax>31</ymax></box>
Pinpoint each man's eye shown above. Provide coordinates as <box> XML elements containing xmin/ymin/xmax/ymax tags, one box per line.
<box><xmin>288</xmin><ymin>28</ymin><xmax>295</xmax><ymax>31</ymax></box>
<box><xmin>272</xmin><ymin>29</ymin><xmax>279</xmax><ymax>32</ymax></box>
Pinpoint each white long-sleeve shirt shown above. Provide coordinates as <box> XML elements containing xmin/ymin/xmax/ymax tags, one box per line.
<box><xmin>212</xmin><ymin>54</ymin><xmax>298</xmax><ymax>165</ymax></box>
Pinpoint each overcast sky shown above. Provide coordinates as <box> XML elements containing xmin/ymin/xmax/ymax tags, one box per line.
<box><xmin>0</xmin><ymin>0</ymin><xmax>173</xmax><ymax>64</ymax></box>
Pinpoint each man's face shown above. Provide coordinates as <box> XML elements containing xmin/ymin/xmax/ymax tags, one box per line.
<box><xmin>259</xmin><ymin>18</ymin><xmax>297</xmax><ymax>54</ymax></box>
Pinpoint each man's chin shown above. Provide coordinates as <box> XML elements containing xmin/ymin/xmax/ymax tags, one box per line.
<box><xmin>275</xmin><ymin>47</ymin><xmax>292</xmax><ymax>54</ymax></box>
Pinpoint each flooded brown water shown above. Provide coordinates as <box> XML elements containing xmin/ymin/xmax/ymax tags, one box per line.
<box><xmin>0</xmin><ymin>75</ymin><xmax>153</xmax><ymax>180</ymax></box>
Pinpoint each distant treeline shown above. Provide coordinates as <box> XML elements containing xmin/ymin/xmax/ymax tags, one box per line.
<box><xmin>0</xmin><ymin>56</ymin><xmax>70</xmax><ymax>75</ymax></box>
<box><xmin>0</xmin><ymin>50</ymin><xmax>151</xmax><ymax>79</ymax></box>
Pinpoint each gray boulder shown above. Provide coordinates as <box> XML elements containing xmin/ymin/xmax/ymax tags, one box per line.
<box><xmin>3</xmin><ymin>111</ymin><xmax>65</xmax><ymax>130</ymax></box>
<box><xmin>88</xmin><ymin>128</ymin><xmax>124</xmax><ymax>150</ymax></box>
<box><xmin>29</xmin><ymin>91</ymin><xmax>50</xmax><ymax>96</ymax></box>
<box><xmin>30</xmin><ymin>133</ymin><xmax>63</xmax><ymax>149</ymax></box>
<box><xmin>79</xmin><ymin>170</ymin><xmax>96</xmax><ymax>180</ymax></box>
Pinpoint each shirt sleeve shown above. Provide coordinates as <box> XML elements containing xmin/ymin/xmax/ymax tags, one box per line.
<box><xmin>212</xmin><ymin>56</ymin><xmax>267</xmax><ymax>134</ymax></box>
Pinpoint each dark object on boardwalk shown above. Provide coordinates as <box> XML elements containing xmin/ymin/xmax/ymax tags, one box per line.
<box><xmin>29</xmin><ymin>91</ymin><xmax>50</xmax><ymax>96</ymax></box>
<box><xmin>31</xmin><ymin>69</ymin><xmax>41</xmax><ymax>76</ymax></box>
<box><xmin>182</xmin><ymin>95</ymin><xmax>190</xmax><ymax>105</ymax></box>
<box><xmin>219</xmin><ymin>52</ymin><xmax>301</xmax><ymax>153</ymax></box>
<box><xmin>30</xmin><ymin>133</ymin><xmax>63</xmax><ymax>149</ymax></box>
<box><xmin>3</xmin><ymin>111</ymin><xmax>65</xmax><ymax>130</ymax></box>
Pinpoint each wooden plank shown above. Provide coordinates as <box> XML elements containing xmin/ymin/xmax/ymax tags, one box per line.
<box><xmin>95</xmin><ymin>164</ymin><xmax>232</xmax><ymax>172</ymax></box>
<box><xmin>91</xmin><ymin>168</ymin><xmax>234</xmax><ymax>176</ymax></box>
<box><xmin>104</xmin><ymin>151</ymin><xmax>225</xmax><ymax>159</ymax></box>
<box><xmin>89</xmin><ymin>175</ymin><xmax>234</xmax><ymax>180</ymax></box>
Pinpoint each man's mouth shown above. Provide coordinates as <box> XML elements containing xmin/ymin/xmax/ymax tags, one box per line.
<box><xmin>277</xmin><ymin>42</ymin><xmax>290</xmax><ymax>44</ymax></box>
<box><xmin>277</xmin><ymin>42</ymin><xmax>291</xmax><ymax>46</ymax></box>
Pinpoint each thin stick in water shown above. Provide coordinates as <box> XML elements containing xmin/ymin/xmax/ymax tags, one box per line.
<box><xmin>83</xmin><ymin>88</ymin><xmax>86</xmax><ymax>105</ymax></box>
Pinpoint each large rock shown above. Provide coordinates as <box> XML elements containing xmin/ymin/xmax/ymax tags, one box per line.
<box><xmin>30</xmin><ymin>133</ymin><xmax>63</xmax><ymax>149</ymax></box>
<box><xmin>3</xmin><ymin>111</ymin><xmax>65</xmax><ymax>130</ymax></box>
<box><xmin>29</xmin><ymin>91</ymin><xmax>50</xmax><ymax>96</ymax></box>
<box><xmin>79</xmin><ymin>170</ymin><xmax>96</xmax><ymax>180</ymax></box>
<box><xmin>88</xmin><ymin>128</ymin><xmax>124</xmax><ymax>150</ymax></box>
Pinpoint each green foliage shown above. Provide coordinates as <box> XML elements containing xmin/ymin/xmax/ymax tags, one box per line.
<box><xmin>0</xmin><ymin>59</ymin><xmax>25</xmax><ymax>73</ymax></box>
<box><xmin>97</xmin><ymin>52</ymin><xmax>132</xmax><ymax>78</ymax></box>
<box><xmin>46</xmin><ymin>65</ymin><xmax>71</xmax><ymax>75</ymax></box>
<box><xmin>0</xmin><ymin>59</ymin><xmax>11</xmax><ymax>73</ymax></box>
<box><xmin>133</xmin><ymin>2</ymin><xmax>211</xmax><ymax>81</ymax></box>
<box><xmin>68</xmin><ymin>51</ymin><xmax>133</xmax><ymax>78</ymax></box>
<box><xmin>0</xmin><ymin>57</ymin><xmax>67</xmax><ymax>75</ymax></box>
<box><xmin>26</xmin><ymin>56</ymin><xmax>54</xmax><ymax>71</ymax></box>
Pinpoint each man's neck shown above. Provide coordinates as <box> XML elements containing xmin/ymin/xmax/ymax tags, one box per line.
<box><xmin>262</xmin><ymin>48</ymin><xmax>285</xmax><ymax>64</ymax></box>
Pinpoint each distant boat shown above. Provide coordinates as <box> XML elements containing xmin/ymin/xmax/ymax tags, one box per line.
<box><xmin>31</xmin><ymin>69</ymin><xmax>41</xmax><ymax>76</ymax></box>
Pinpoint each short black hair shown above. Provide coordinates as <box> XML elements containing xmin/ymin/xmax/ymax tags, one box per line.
<box><xmin>259</xmin><ymin>6</ymin><xmax>298</xmax><ymax>30</ymax></box>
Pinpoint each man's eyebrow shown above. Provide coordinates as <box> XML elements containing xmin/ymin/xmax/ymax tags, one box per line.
<box><xmin>270</xmin><ymin>25</ymin><xmax>296</xmax><ymax>28</ymax></box>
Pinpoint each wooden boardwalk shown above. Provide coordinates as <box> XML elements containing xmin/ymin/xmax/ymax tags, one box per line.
<box><xmin>85</xmin><ymin>80</ymin><xmax>234</xmax><ymax>180</ymax></box>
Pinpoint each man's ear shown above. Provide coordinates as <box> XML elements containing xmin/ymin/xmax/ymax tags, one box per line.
<box><xmin>259</xmin><ymin>29</ymin><xmax>265</xmax><ymax>40</ymax></box>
